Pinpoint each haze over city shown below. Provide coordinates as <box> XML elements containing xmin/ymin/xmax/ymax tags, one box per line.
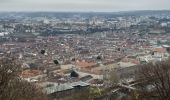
<box><xmin>1</xmin><ymin>0</ymin><xmax>170</xmax><ymax>100</ymax></box>
<box><xmin>1</xmin><ymin>0</ymin><xmax>170</xmax><ymax>12</ymax></box>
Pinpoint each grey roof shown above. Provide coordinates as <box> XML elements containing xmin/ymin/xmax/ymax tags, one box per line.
<box><xmin>43</xmin><ymin>81</ymin><xmax>89</xmax><ymax>95</ymax></box>
<box><xmin>70</xmin><ymin>81</ymin><xmax>89</xmax><ymax>87</ymax></box>
<box><xmin>44</xmin><ymin>84</ymin><xmax>73</xmax><ymax>94</ymax></box>
<box><xmin>118</xmin><ymin>62</ymin><xmax>136</xmax><ymax>68</ymax></box>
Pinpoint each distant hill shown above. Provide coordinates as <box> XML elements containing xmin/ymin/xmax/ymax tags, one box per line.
<box><xmin>1</xmin><ymin>10</ymin><xmax>170</xmax><ymax>18</ymax></box>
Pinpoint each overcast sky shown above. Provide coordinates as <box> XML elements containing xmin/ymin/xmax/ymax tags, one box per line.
<box><xmin>0</xmin><ymin>0</ymin><xmax>170</xmax><ymax>12</ymax></box>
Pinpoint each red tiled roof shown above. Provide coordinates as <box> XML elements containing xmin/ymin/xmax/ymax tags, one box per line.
<box><xmin>20</xmin><ymin>70</ymin><xmax>42</xmax><ymax>78</ymax></box>
<box><xmin>76</xmin><ymin>61</ymin><xmax>96</xmax><ymax>68</ymax></box>
<box><xmin>154</xmin><ymin>48</ymin><xmax>167</xmax><ymax>53</ymax></box>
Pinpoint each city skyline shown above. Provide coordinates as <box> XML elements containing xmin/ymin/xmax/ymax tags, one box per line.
<box><xmin>0</xmin><ymin>0</ymin><xmax>170</xmax><ymax>12</ymax></box>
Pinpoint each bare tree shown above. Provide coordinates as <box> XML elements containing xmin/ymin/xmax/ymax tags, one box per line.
<box><xmin>0</xmin><ymin>57</ymin><xmax>48</xmax><ymax>100</ymax></box>
<box><xmin>139</xmin><ymin>60</ymin><xmax>170</xmax><ymax>100</ymax></box>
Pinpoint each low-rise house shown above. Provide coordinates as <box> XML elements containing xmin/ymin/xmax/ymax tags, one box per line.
<box><xmin>113</xmin><ymin>62</ymin><xmax>138</xmax><ymax>82</ymax></box>
<box><xmin>41</xmin><ymin>81</ymin><xmax>89</xmax><ymax>100</ymax></box>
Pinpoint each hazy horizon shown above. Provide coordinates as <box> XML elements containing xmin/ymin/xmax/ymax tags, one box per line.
<box><xmin>1</xmin><ymin>0</ymin><xmax>170</xmax><ymax>12</ymax></box>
